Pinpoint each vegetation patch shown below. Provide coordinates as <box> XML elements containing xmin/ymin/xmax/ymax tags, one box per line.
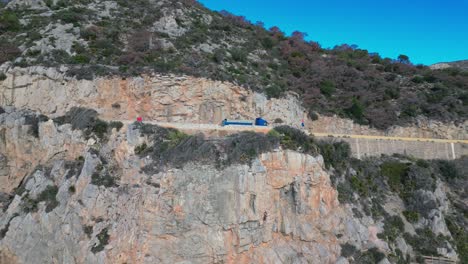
<box><xmin>403</xmin><ymin>210</ymin><xmax>420</xmax><ymax>223</ymax></box>
<box><xmin>445</xmin><ymin>217</ymin><xmax>468</xmax><ymax>263</ymax></box>
<box><xmin>272</xmin><ymin>126</ymin><xmax>318</xmax><ymax>155</ymax></box>
<box><xmin>21</xmin><ymin>185</ymin><xmax>59</xmax><ymax>213</ymax></box>
<box><xmin>83</xmin><ymin>225</ymin><xmax>93</xmax><ymax>238</ymax></box>
<box><xmin>378</xmin><ymin>215</ymin><xmax>405</xmax><ymax>242</ymax></box>
<box><xmin>340</xmin><ymin>243</ymin><xmax>357</xmax><ymax>258</ymax></box>
<box><xmin>53</xmin><ymin>107</ymin><xmax>118</xmax><ymax>140</ymax></box>
<box><xmin>91</xmin><ymin>164</ymin><xmax>117</xmax><ymax>188</ymax></box>
<box><xmin>404</xmin><ymin>228</ymin><xmax>449</xmax><ymax>257</ymax></box>
<box><xmin>24</xmin><ymin>113</ymin><xmax>49</xmax><ymax>138</ymax></box>
<box><xmin>65</xmin><ymin>158</ymin><xmax>85</xmax><ymax>179</ymax></box>
<box><xmin>353</xmin><ymin>248</ymin><xmax>386</xmax><ymax>264</ymax></box>
<box><xmin>91</xmin><ymin>228</ymin><xmax>110</xmax><ymax>253</ymax></box>
<box><xmin>381</xmin><ymin>161</ymin><xmax>409</xmax><ymax>192</ymax></box>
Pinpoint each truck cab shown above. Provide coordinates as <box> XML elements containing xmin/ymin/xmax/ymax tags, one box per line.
<box><xmin>255</xmin><ymin>117</ymin><xmax>268</xmax><ymax>126</ymax></box>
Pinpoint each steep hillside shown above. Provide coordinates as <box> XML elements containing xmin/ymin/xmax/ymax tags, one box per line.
<box><xmin>431</xmin><ymin>60</ymin><xmax>468</xmax><ymax>71</ymax></box>
<box><xmin>0</xmin><ymin>0</ymin><xmax>467</xmax><ymax>129</ymax></box>
<box><xmin>0</xmin><ymin>107</ymin><xmax>466</xmax><ymax>263</ymax></box>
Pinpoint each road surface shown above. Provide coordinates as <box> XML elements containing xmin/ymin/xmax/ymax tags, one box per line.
<box><xmin>116</xmin><ymin>120</ymin><xmax>468</xmax><ymax>144</ymax></box>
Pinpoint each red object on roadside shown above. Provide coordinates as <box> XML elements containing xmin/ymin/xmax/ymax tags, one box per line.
<box><xmin>137</xmin><ymin>117</ymin><xmax>143</xmax><ymax>122</ymax></box>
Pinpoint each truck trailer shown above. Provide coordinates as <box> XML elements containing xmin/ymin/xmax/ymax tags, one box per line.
<box><xmin>221</xmin><ymin>117</ymin><xmax>268</xmax><ymax>127</ymax></box>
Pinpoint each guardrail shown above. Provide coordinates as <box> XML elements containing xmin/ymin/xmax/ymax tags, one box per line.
<box><xmin>422</xmin><ymin>255</ymin><xmax>457</xmax><ymax>264</ymax></box>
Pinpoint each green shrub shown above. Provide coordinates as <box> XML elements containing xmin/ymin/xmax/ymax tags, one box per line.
<box><xmin>92</xmin><ymin>120</ymin><xmax>109</xmax><ymax>139</ymax></box>
<box><xmin>445</xmin><ymin>217</ymin><xmax>468</xmax><ymax>263</ymax></box>
<box><xmin>134</xmin><ymin>143</ymin><xmax>148</xmax><ymax>155</ymax></box>
<box><xmin>411</xmin><ymin>76</ymin><xmax>424</xmax><ymax>83</ymax></box>
<box><xmin>381</xmin><ymin>161</ymin><xmax>408</xmax><ymax>192</ymax></box>
<box><xmin>401</xmin><ymin>104</ymin><xmax>419</xmax><ymax>118</ymax></box>
<box><xmin>0</xmin><ymin>10</ymin><xmax>21</xmax><ymax>33</ymax></box>
<box><xmin>37</xmin><ymin>185</ymin><xmax>59</xmax><ymax>213</ymax></box>
<box><xmin>27</xmin><ymin>31</ymin><xmax>42</xmax><ymax>41</ymax></box>
<box><xmin>91</xmin><ymin>170</ymin><xmax>116</xmax><ymax>188</ymax></box>
<box><xmin>267</xmin><ymin>129</ymin><xmax>281</xmax><ymax>138</ymax></box>
<box><xmin>261</xmin><ymin>37</ymin><xmax>274</xmax><ymax>49</ymax></box>
<box><xmin>403</xmin><ymin>210</ymin><xmax>419</xmax><ymax>223</ymax></box>
<box><xmin>340</xmin><ymin>243</ymin><xmax>357</xmax><ymax>257</ymax></box>
<box><xmin>109</xmin><ymin>121</ymin><xmax>123</xmax><ymax>131</ymax></box>
<box><xmin>83</xmin><ymin>225</ymin><xmax>93</xmax><ymax>238</ymax></box>
<box><xmin>265</xmin><ymin>85</ymin><xmax>283</xmax><ymax>98</ymax></box>
<box><xmin>378</xmin><ymin>215</ymin><xmax>404</xmax><ymax>242</ymax></box>
<box><xmin>230</xmin><ymin>49</ymin><xmax>247</xmax><ymax>62</ymax></box>
<box><xmin>273</xmin><ymin>126</ymin><xmax>317</xmax><ymax>155</ymax></box>
<box><xmin>22</xmin><ymin>185</ymin><xmax>59</xmax><ymax>213</ymax></box>
<box><xmin>354</xmin><ymin>248</ymin><xmax>386</xmax><ymax>263</ymax></box>
<box><xmin>91</xmin><ymin>228</ymin><xmax>110</xmax><ymax>253</ymax></box>
<box><xmin>320</xmin><ymin>80</ymin><xmax>335</xmax><ymax>97</ymax></box>
<box><xmin>68</xmin><ymin>185</ymin><xmax>76</xmax><ymax>193</ymax></box>
<box><xmin>345</xmin><ymin>98</ymin><xmax>366</xmax><ymax>123</ymax></box>
<box><xmin>318</xmin><ymin>141</ymin><xmax>351</xmax><ymax>171</ymax></box>
<box><xmin>404</xmin><ymin>228</ymin><xmax>448</xmax><ymax>257</ymax></box>
<box><xmin>384</xmin><ymin>87</ymin><xmax>400</xmax><ymax>99</ymax></box>
<box><xmin>0</xmin><ymin>72</ymin><xmax>6</xmax><ymax>81</ymax></box>
<box><xmin>337</xmin><ymin>183</ymin><xmax>354</xmax><ymax>203</ymax></box>
<box><xmin>167</xmin><ymin>130</ymin><xmax>189</xmax><ymax>148</ymax></box>
<box><xmin>436</xmin><ymin>160</ymin><xmax>459</xmax><ymax>180</ymax></box>
<box><xmin>72</xmin><ymin>54</ymin><xmax>91</xmax><ymax>64</ymax></box>
<box><xmin>273</xmin><ymin>118</ymin><xmax>284</xmax><ymax>124</ymax></box>
<box><xmin>350</xmin><ymin>176</ymin><xmax>368</xmax><ymax>196</ymax></box>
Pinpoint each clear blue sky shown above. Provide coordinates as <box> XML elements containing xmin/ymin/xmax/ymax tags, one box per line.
<box><xmin>198</xmin><ymin>0</ymin><xmax>468</xmax><ymax>65</ymax></box>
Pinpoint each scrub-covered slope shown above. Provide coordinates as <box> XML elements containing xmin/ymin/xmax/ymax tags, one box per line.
<box><xmin>1</xmin><ymin>0</ymin><xmax>467</xmax><ymax>129</ymax></box>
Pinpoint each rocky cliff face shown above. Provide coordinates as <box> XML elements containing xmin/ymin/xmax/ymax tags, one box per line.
<box><xmin>0</xmin><ymin>107</ymin><xmax>354</xmax><ymax>264</ymax></box>
<box><xmin>1</xmin><ymin>67</ymin><xmax>466</xmax><ymax>139</ymax></box>
<box><xmin>1</xmin><ymin>108</ymin><xmax>465</xmax><ymax>264</ymax></box>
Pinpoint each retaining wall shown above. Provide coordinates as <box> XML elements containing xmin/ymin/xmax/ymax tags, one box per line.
<box><xmin>317</xmin><ymin>136</ymin><xmax>468</xmax><ymax>160</ymax></box>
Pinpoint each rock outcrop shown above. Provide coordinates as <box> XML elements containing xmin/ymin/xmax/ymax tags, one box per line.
<box><xmin>0</xmin><ymin>108</ymin><xmax>356</xmax><ymax>264</ymax></box>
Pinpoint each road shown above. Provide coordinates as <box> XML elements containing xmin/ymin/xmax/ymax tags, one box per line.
<box><xmin>117</xmin><ymin>120</ymin><xmax>468</xmax><ymax>144</ymax></box>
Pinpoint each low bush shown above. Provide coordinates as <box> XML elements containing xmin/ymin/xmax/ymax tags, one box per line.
<box><xmin>64</xmin><ymin>159</ymin><xmax>84</xmax><ymax>179</ymax></box>
<box><xmin>340</xmin><ymin>243</ymin><xmax>357</xmax><ymax>257</ymax></box>
<box><xmin>83</xmin><ymin>225</ymin><xmax>93</xmax><ymax>238</ymax></box>
<box><xmin>91</xmin><ymin>228</ymin><xmax>110</xmax><ymax>253</ymax></box>
<box><xmin>436</xmin><ymin>160</ymin><xmax>460</xmax><ymax>180</ymax></box>
<box><xmin>318</xmin><ymin>140</ymin><xmax>351</xmax><ymax>171</ymax></box>
<box><xmin>0</xmin><ymin>10</ymin><xmax>21</xmax><ymax>33</ymax></box>
<box><xmin>273</xmin><ymin>126</ymin><xmax>317</xmax><ymax>155</ymax></box>
<box><xmin>22</xmin><ymin>185</ymin><xmax>59</xmax><ymax>213</ymax></box>
<box><xmin>378</xmin><ymin>215</ymin><xmax>404</xmax><ymax>242</ymax></box>
<box><xmin>91</xmin><ymin>169</ymin><xmax>117</xmax><ymax>188</ymax></box>
<box><xmin>109</xmin><ymin>121</ymin><xmax>124</xmax><ymax>131</ymax></box>
<box><xmin>134</xmin><ymin>143</ymin><xmax>148</xmax><ymax>155</ymax></box>
<box><xmin>381</xmin><ymin>161</ymin><xmax>409</xmax><ymax>192</ymax></box>
<box><xmin>445</xmin><ymin>217</ymin><xmax>468</xmax><ymax>263</ymax></box>
<box><xmin>54</xmin><ymin>107</ymin><xmax>116</xmax><ymax>140</ymax></box>
<box><xmin>354</xmin><ymin>248</ymin><xmax>386</xmax><ymax>263</ymax></box>
<box><xmin>320</xmin><ymin>80</ymin><xmax>335</xmax><ymax>97</ymax></box>
<box><xmin>23</xmin><ymin>113</ymin><xmax>49</xmax><ymax>138</ymax></box>
<box><xmin>404</xmin><ymin>228</ymin><xmax>448</xmax><ymax>257</ymax></box>
<box><xmin>403</xmin><ymin>210</ymin><xmax>419</xmax><ymax>223</ymax></box>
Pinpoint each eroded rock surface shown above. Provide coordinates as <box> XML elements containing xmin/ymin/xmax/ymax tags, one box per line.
<box><xmin>1</xmin><ymin>67</ymin><xmax>466</xmax><ymax>139</ymax></box>
<box><xmin>0</xmin><ymin>109</ymin><xmax>355</xmax><ymax>264</ymax></box>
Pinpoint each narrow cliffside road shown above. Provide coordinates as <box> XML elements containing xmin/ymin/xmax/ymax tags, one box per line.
<box><xmin>116</xmin><ymin>120</ymin><xmax>468</xmax><ymax>144</ymax></box>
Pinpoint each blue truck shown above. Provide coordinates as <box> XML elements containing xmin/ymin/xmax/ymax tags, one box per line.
<box><xmin>221</xmin><ymin>117</ymin><xmax>269</xmax><ymax>126</ymax></box>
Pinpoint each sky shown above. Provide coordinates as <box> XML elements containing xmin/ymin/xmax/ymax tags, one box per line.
<box><xmin>198</xmin><ymin>0</ymin><xmax>468</xmax><ymax>65</ymax></box>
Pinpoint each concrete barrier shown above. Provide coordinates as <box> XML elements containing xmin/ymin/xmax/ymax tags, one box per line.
<box><xmin>316</xmin><ymin>136</ymin><xmax>468</xmax><ymax>160</ymax></box>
